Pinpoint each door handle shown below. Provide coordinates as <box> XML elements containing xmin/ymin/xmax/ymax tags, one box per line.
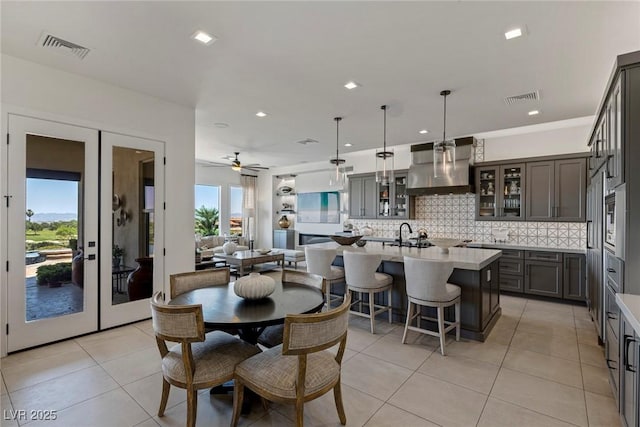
<box><xmin>605</xmin><ymin>155</ymin><xmax>613</xmax><ymax>179</ymax></box>
<box><xmin>84</xmin><ymin>254</ymin><xmax>96</xmax><ymax>261</ymax></box>
<box><xmin>606</xmin><ymin>311</ymin><xmax>617</xmax><ymax>321</ymax></box>
<box><xmin>623</xmin><ymin>334</ymin><xmax>637</xmax><ymax>373</ymax></box>
<box><xmin>607</xmin><ymin>268</ymin><xmax>616</xmax><ymax>273</ymax></box>
<box><xmin>586</xmin><ymin>221</ymin><xmax>592</xmax><ymax>249</ymax></box>
<box><xmin>606</xmin><ymin>359</ymin><xmax>617</xmax><ymax>370</ymax></box>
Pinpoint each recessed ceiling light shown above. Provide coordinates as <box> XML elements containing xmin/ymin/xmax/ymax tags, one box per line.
<box><xmin>256</xmin><ymin>111</ymin><xmax>267</xmax><ymax>117</ymax></box>
<box><xmin>528</xmin><ymin>110</ymin><xmax>540</xmax><ymax>116</ymax></box>
<box><xmin>344</xmin><ymin>143</ymin><xmax>353</xmax><ymax>147</ymax></box>
<box><xmin>504</xmin><ymin>28</ymin><xmax>523</xmax><ymax>40</ymax></box>
<box><xmin>419</xmin><ymin>129</ymin><xmax>429</xmax><ymax>134</ymax></box>
<box><xmin>214</xmin><ymin>122</ymin><xmax>229</xmax><ymax>128</ymax></box>
<box><xmin>192</xmin><ymin>31</ymin><xmax>216</xmax><ymax>45</ymax></box>
<box><xmin>344</xmin><ymin>81</ymin><xmax>360</xmax><ymax>90</ymax></box>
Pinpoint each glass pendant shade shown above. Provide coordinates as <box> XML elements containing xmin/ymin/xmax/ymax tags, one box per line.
<box><xmin>376</xmin><ymin>105</ymin><xmax>394</xmax><ymax>184</ymax></box>
<box><xmin>375</xmin><ymin>149</ymin><xmax>395</xmax><ymax>185</ymax></box>
<box><xmin>329</xmin><ymin>116</ymin><xmax>346</xmax><ymax>189</ymax></box>
<box><xmin>433</xmin><ymin>90</ymin><xmax>456</xmax><ymax>178</ymax></box>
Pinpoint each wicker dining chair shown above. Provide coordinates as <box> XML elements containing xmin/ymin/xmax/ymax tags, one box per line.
<box><xmin>256</xmin><ymin>269</ymin><xmax>326</xmax><ymax>348</ymax></box>
<box><xmin>150</xmin><ymin>292</ymin><xmax>259</xmax><ymax>427</ymax></box>
<box><xmin>232</xmin><ymin>293</ymin><xmax>351</xmax><ymax>427</ymax></box>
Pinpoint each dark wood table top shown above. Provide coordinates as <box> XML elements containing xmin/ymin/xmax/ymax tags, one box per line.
<box><xmin>168</xmin><ymin>280</ymin><xmax>324</xmax><ymax>329</ymax></box>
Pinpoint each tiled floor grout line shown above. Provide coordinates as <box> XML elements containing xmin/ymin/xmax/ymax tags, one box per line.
<box><xmin>474</xmin><ymin>299</ymin><xmax>526</xmax><ymax>426</ymax></box>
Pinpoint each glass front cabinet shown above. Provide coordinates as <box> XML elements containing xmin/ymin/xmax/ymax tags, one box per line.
<box><xmin>377</xmin><ymin>171</ymin><xmax>413</xmax><ymax>219</ymax></box>
<box><xmin>476</xmin><ymin>164</ymin><xmax>526</xmax><ymax>221</ymax></box>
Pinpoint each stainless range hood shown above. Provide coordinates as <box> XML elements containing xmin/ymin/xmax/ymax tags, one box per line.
<box><xmin>407</xmin><ymin>137</ymin><xmax>476</xmax><ymax>195</ymax></box>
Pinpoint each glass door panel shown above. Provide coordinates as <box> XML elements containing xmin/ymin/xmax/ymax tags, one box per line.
<box><xmin>378</xmin><ymin>181</ymin><xmax>391</xmax><ymax>217</ymax></box>
<box><xmin>502</xmin><ymin>166</ymin><xmax>523</xmax><ymax>218</ymax></box>
<box><xmin>100</xmin><ymin>132</ymin><xmax>164</xmax><ymax>329</ymax></box>
<box><xmin>393</xmin><ymin>174</ymin><xmax>408</xmax><ymax>218</ymax></box>
<box><xmin>478</xmin><ymin>167</ymin><xmax>498</xmax><ymax>218</ymax></box>
<box><xmin>7</xmin><ymin>115</ymin><xmax>99</xmax><ymax>352</ymax></box>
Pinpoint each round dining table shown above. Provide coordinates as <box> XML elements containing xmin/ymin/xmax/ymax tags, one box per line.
<box><xmin>168</xmin><ymin>279</ymin><xmax>325</xmax><ymax>344</ymax></box>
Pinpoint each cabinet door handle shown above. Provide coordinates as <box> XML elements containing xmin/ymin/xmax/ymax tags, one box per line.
<box><xmin>606</xmin><ymin>311</ymin><xmax>617</xmax><ymax>321</ymax></box>
<box><xmin>606</xmin><ymin>359</ymin><xmax>617</xmax><ymax>370</ymax></box>
<box><xmin>586</xmin><ymin>221</ymin><xmax>592</xmax><ymax>249</ymax></box>
<box><xmin>623</xmin><ymin>334</ymin><xmax>637</xmax><ymax>373</ymax></box>
<box><xmin>605</xmin><ymin>155</ymin><xmax>614</xmax><ymax>179</ymax></box>
<box><xmin>607</xmin><ymin>268</ymin><xmax>616</xmax><ymax>273</ymax></box>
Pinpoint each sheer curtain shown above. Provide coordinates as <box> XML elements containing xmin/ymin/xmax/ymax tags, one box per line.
<box><xmin>241</xmin><ymin>174</ymin><xmax>257</xmax><ymax>243</ymax></box>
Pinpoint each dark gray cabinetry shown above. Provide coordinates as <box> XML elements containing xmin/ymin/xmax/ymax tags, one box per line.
<box><xmin>273</xmin><ymin>229</ymin><xmax>295</xmax><ymax>249</ymax></box>
<box><xmin>526</xmin><ymin>159</ymin><xmax>587</xmax><ymax>222</ymax></box>
<box><xmin>620</xmin><ymin>314</ymin><xmax>638</xmax><ymax>427</ymax></box>
<box><xmin>589</xmin><ymin>116</ymin><xmax>607</xmax><ymax>176</ymax></box>
<box><xmin>564</xmin><ymin>254</ymin><xmax>586</xmax><ymax>301</ymax></box>
<box><xmin>499</xmin><ymin>249</ymin><xmax>524</xmax><ymax>293</ymax></box>
<box><xmin>348</xmin><ymin>174</ymin><xmax>377</xmax><ymax>219</ymax></box>
<box><xmin>377</xmin><ymin>171</ymin><xmax>414</xmax><ymax>219</ymax></box>
<box><xmin>524</xmin><ymin>251</ymin><xmax>563</xmax><ymax>298</ymax></box>
<box><xmin>605</xmin><ymin>285</ymin><xmax>620</xmax><ymax>406</ymax></box>
<box><xmin>606</xmin><ymin>78</ymin><xmax>623</xmax><ymax>191</ymax></box>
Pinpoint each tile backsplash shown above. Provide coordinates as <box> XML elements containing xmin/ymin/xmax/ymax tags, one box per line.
<box><xmin>349</xmin><ymin>194</ymin><xmax>586</xmax><ymax>250</ymax></box>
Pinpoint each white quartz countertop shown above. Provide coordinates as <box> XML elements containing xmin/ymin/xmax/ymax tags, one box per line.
<box><xmin>306</xmin><ymin>241</ymin><xmax>501</xmax><ymax>270</ymax></box>
<box><xmin>616</xmin><ymin>294</ymin><xmax>640</xmax><ymax>336</ymax></box>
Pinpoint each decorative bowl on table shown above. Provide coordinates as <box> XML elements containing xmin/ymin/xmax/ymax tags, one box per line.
<box><xmin>330</xmin><ymin>235</ymin><xmax>363</xmax><ymax>246</ymax></box>
<box><xmin>255</xmin><ymin>248</ymin><xmax>271</xmax><ymax>255</ymax></box>
<box><xmin>427</xmin><ymin>238</ymin><xmax>463</xmax><ymax>254</ymax></box>
<box><xmin>234</xmin><ymin>272</ymin><xmax>276</xmax><ymax>300</ymax></box>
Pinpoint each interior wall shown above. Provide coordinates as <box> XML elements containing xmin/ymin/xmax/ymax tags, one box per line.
<box><xmin>1</xmin><ymin>54</ymin><xmax>196</xmax><ymax>355</ymax></box>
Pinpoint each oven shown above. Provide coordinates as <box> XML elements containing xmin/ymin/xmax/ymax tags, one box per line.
<box><xmin>604</xmin><ymin>184</ymin><xmax>626</xmax><ymax>260</ymax></box>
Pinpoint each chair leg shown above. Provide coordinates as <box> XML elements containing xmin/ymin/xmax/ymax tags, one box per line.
<box><xmin>231</xmin><ymin>381</ymin><xmax>245</xmax><ymax>427</ymax></box>
<box><xmin>369</xmin><ymin>291</ymin><xmax>375</xmax><ymax>334</ymax></box>
<box><xmin>158</xmin><ymin>377</ymin><xmax>170</xmax><ymax>416</ymax></box>
<box><xmin>333</xmin><ymin>379</ymin><xmax>347</xmax><ymax>425</ymax></box>
<box><xmin>455</xmin><ymin>301</ymin><xmax>461</xmax><ymax>341</ymax></box>
<box><xmin>186</xmin><ymin>387</ymin><xmax>197</xmax><ymax>427</ymax></box>
<box><xmin>437</xmin><ymin>306</ymin><xmax>446</xmax><ymax>356</ymax></box>
<box><xmin>326</xmin><ymin>282</ymin><xmax>331</xmax><ymax>309</ymax></box>
<box><xmin>417</xmin><ymin>305</ymin><xmax>421</xmax><ymax>329</ymax></box>
<box><xmin>295</xmin><ymin>398</ymin><xmax>305</xmax><ymax>427</ymax></box>
<box><xmin>402</xmin><ymin>302</ymin><xmax>413</xmax><ymax>344</ymax></box>
<box><xmin>388</xmin><ymin>288</ymin><xmax>392</xmax><ymax>323</ymax></box>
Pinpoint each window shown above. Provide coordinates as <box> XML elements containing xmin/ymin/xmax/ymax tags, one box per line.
<box><xmin>229</xmin><ymin>185</ymin><xmax>243</xmax><ymax>235</ymax></box>
<box><xmin>194</xmin><ymin>185</ymin><xmax>220</xmax><ymax>236</ymax></box>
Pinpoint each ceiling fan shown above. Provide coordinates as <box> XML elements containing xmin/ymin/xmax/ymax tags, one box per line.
<box><xmin>204</xmin><ymin>152</ymin><xmax>269</xmax><ymax>172</ymax></box>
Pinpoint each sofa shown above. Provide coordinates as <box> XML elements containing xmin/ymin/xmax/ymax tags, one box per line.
<box><xmin>197</xmin><ymin>235</ymin><xmax>249</xmax><ymax>258</ymax></box>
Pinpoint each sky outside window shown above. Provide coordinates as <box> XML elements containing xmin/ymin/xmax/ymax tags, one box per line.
<box><xmin>194</xmin><ymin>185</ymin><xmax>220</xmax><ymax>210</ymax></box>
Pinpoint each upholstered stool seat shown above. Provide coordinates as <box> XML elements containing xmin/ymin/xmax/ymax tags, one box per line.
<box><xmin>305</xmin><ymin>246</ymin><xmax>345</xmax><ymax>308</ymax></box>
<box><xmin>402</xmin><ymin>257</ymin><xmax>461</xmax><ymax>356</ymax></box>
<box><xmin>343</xmin><ymin>251</ymin><xmax>393</xmax><ymax>334</ymax></box>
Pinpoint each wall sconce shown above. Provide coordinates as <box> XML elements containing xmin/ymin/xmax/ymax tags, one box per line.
<box><xmin>113</xmin><ymin>194</ymin><xmax>130</xmax><ymax>227</ymax></box>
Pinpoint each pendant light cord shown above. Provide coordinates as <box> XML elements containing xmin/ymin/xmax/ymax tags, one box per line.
<box><xmin>443</xmin><ymin>93</ymin><xmax>447</xmax><ymax>142</ymax></box>
<box><xmin>334</xmin><ymin>117</ymin><xmax>342</xmax><ymax>161</ymax></box>
<box><xmin>382</xmin><ymin>105</ymin><xmax>387</xmax><ymax>151</ymax></box>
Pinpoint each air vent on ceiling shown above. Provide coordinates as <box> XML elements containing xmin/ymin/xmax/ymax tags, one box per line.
<box><xmin>296</xmin><ymin>138</ymin><xmax>319</xmax><ymax>145</ymax></box>
<box><xmin>504</xmin><ymin>90</ymin><xmax>540</xmax><ymax>106</ymax></box>
<box><xmin>38</xmin><ymin>33</ymin><xmax>90</xmax><ymax>60</ymax></box>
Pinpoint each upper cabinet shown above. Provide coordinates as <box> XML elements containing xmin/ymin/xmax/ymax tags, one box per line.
<box><xmin>526</xmin><ymin>158</ymin><xmax>586</xmax><ymax>222</ymax></box>
<box><xmin>605</xmin><ymin>78</ymin><xmax>623</xmax><ymax>191</ymax></box>
<box><xmin>349</xmin><ymin>171</ymin><xmax>414</xmax><ymax>219</ymax></box>
<box><xmin>475</xmin><ymin>163</ymin><xmax>525</xmax><ymax>221</ymax></box>
<box><xmin>348</xmin><ymin>174</ymin><xmax>377</xmax><ymax>219</ymax></box>
<box><xmin>476</xmin><ymin>155</ymin><xmax>587</xmax><ymax>222</ymax></box>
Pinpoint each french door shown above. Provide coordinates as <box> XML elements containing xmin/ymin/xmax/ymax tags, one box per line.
<box><xmin>99</xmin><ymin>132</ymin><xmax>164</xmax><ymax>329</ymax></box>
<box><xmin>5</xmin><ymin>115</ymin><xmax>165</xmax><ymax>351</ymax></box>
<box><xmin>6</xmin><ymin>115</ymin><xmax>99</xmax><ymax>351</ymax></box>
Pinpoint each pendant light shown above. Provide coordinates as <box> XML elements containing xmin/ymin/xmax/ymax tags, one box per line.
<box><xmin>434</xmin><ymin>90</ymin><xmax>456</xmax><ymax>178</ymax></box>
<box><xmin>329</xmin><ymin>117</ymin><xmax>346</xmax><ymax>188</ymax></box>
<box><xmin>376</xmin><ymin>105</ymin><xmax>394</xmax><ymax>185</ymax></box>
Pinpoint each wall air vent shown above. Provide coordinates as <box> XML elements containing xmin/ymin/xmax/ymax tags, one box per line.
<box><xmin>296</xmin><ymin>138</ymin><xmax>319</xmax><ymax>145</ymax></box>
<box><xmin>38</xmin><ymin>33</ymin><xmax>90</xmax><ymax>60</ymax></box>
<box><xmin>504</xmin><ymin>90</ymin><xmax>540</xmax><ymax>105</ymax></box>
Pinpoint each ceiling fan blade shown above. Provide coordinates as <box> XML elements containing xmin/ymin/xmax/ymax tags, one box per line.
<box><xmin>243</xmin><ymin>166</ymin><xmax>269</xmax><ymax>172</ymax></box>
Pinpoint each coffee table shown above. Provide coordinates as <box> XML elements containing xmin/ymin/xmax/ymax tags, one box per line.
<box><xmin>214</xmin><ymin>250</ymin><xmax>284</xmax><ymax>276</ymax></box>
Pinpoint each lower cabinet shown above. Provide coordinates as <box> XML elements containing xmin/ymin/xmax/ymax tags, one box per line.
<box><xmin>525</xmin><ymin>260</ymin><xmax>563</xmax><ymax>298</ymax></box>
<box><xmin>605</xmin><ymin>285</ymin><xmax>620</xmax><ymax>406</ymax></box>
<box><xmin>620</xmin><ymin>314</ymin><xmax>638</xmax><ymax>427</ymax></box>
<box><xmin>498</xmin><ymin>250</ymin><xmax>586</xmax><ymax>302</ymax></box>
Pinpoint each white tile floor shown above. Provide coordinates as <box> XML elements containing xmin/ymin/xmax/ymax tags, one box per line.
<box><xmin>0</xmin><ymin>295</ymin><xmax>621</xmax><ymax>427</ymax></box>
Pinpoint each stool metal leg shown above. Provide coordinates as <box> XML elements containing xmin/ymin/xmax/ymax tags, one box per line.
<box><xmin>402</xmin><ymin>302</ymin><xmax>412</xmax><ymax>344</ymax></box>
<box><xmin>437</xmin><ymin>306</ymin><xmax>446</xmax><ymax>356</ymax></box>
<box><xmin>388</xmin><ymin>289</ymin><xmax>392</xmax><ymax>323</ymax></box>
<box><xmin>455</xmin><ymin>301</ymin><xmax>461</xmax><ymax>341</ymax></box>
<box><xmin>369</xmin><ymin>291</ymin><xmax>375</xmax><ymax>334</ymax></box>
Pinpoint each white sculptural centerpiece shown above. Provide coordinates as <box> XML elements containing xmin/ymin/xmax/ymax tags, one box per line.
<box><xmin>222</xmin><ymin>241</ymin><xmax>237</xmax><ymax>255</ymax></box>
<box><xmin>234</xmin><ymin>273</ymin><xmax>276</xmax><ymax>300</ymax></box>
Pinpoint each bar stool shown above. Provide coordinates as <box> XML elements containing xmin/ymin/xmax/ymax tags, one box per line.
<box><xmin>343</xmin><ymin>251</ymin><xmax>392</xmax><ymax>334</ymax></box>
<box><xmin>305</xmin><ymin>246</ymin><xmax>345</xmax><ymax>308</ymax></box>
<box><xmin>402</xmin><ymin>257</ymin><xmax>460</xmax><ymax>355</ymax></box>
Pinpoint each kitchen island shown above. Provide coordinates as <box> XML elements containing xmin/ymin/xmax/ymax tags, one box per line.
<box><xmin>308</xmin><ymin>241</ymin><xmax>502</xmax><ymax>341</ymax></box>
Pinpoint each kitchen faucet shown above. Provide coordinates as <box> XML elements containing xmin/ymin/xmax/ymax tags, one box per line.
<box><xmin>398</xmin><ymin>222</ymin><xmax>413</xmax><ymax>246</ymax></box>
